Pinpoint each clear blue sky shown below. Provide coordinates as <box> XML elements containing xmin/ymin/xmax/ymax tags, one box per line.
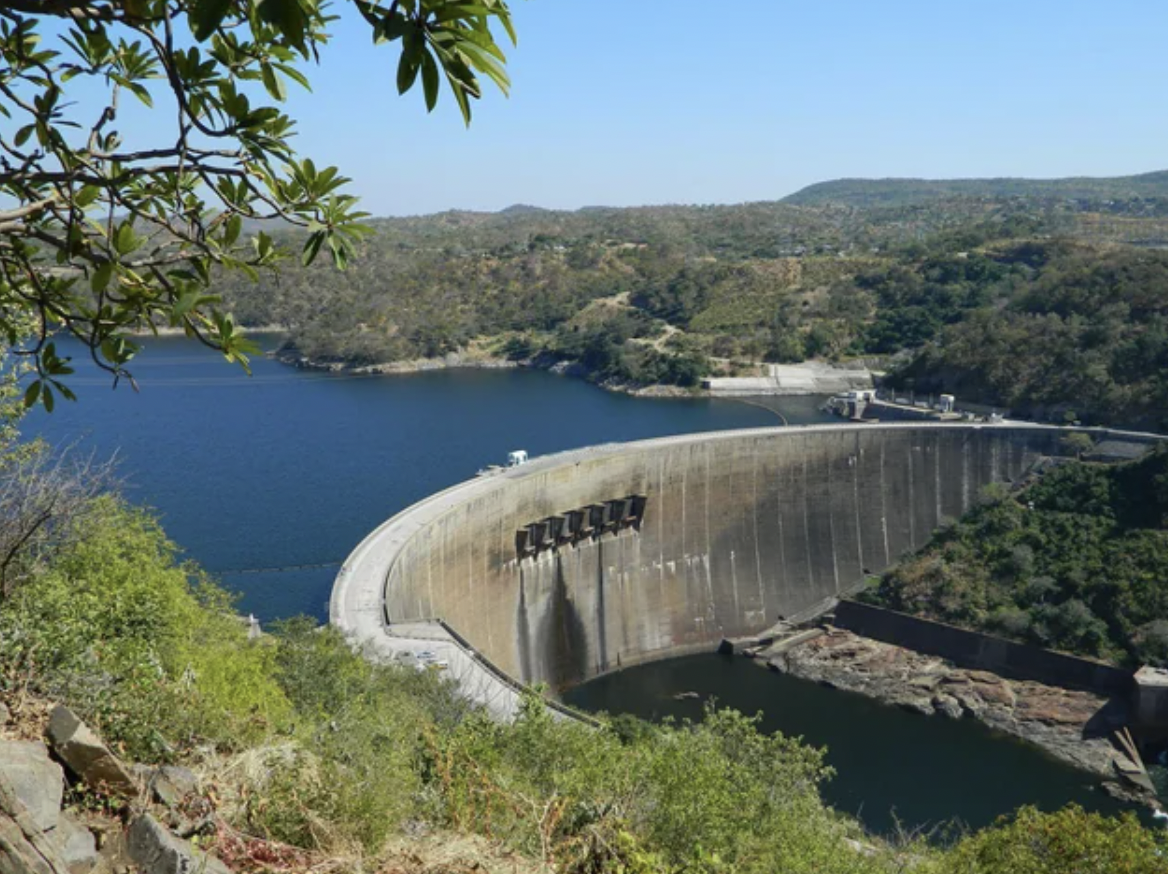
<box><xmin>195</xmin><ymin>1</ymin><xmax>1168</xmax><ymax>215</ymax></box>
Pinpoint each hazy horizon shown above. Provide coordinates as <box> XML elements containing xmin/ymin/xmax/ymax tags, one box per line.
<box><xmin>349</xmin><ymin>166</ymin><xmax>1166</xmax><ymax>220</ymax></box>
<box><xmin>112</xmin><ymin>1</ymin><xmax>1168</xmax><ymax>216</ymax></box>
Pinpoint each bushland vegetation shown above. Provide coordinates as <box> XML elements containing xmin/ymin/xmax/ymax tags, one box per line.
<box><xmin>215</xmin><ymin>192</ymin><xmax>1168</xmax><ymax>423</ymax></box>
<box><xmin>782</xmin><ymin>169</ymin><xmax>1168</xmax><ymax>208</ymax></box>
<box><xmin>863</xmin><ymin>447</ymin><xmax>1168</xmax><ymax>666</ymax></box>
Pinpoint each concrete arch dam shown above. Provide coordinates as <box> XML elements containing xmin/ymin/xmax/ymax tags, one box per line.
<box><xmin>331</xmin><ymin>423</ymin><xmax>1150</xmax><ymax>700</ymax></box>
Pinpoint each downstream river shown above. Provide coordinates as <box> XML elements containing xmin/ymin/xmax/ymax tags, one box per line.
<box><xmin>565</xmin><ymin>654</ymin><xmax>1133</xmax><ymax>836</ymax></box>
<box><xmin>25</xmin><ymin>335</ymin><xmax>1137</xmax><ymax>836</ymax></box>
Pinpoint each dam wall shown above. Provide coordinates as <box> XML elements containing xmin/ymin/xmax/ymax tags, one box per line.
<box><xmin>334</xmin><ymin>424</ymin><xmax>1161</xmax><ymax>694</ymax></box>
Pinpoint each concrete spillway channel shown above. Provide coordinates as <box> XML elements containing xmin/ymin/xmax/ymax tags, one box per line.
<box><xmin>331</xmin><ymin>422</ymin><xmax>1162</xmax><ymax>721</ymax></box>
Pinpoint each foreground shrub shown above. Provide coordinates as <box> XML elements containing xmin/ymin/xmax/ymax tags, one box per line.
<box><xmin>429</xmin><ymin>698</ymin><xmax>897</xmax><ymax>873</ymax></box>
<box><xmin>0</xmin><ymin>495</ymin><xmax>290</xmax><ymax>756</ymax></box>
<box><xmin>939</xmin><ymin>805</ymin><xmax>1167</xmax><ymax>874</ymax></box>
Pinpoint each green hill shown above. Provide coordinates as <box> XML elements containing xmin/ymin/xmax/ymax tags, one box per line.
<box><xmin>213</xmin><ymin>186</ymin><xmax>1168</xmax><ymax>417</ymax></box>
<box><xmin>784</xmin><ymin>170</ymin><xmax>1168</xmax><ymax>208</ymax></box>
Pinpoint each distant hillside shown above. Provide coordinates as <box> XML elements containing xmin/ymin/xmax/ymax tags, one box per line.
<box><xmin>784</xmin><ymin>170</ymin><xmax>1168</xmax><ymax>208</ymax></box>
<box><xmin>213</xmin><ymin>184</ymin><xmax>1168</xmax><ymax>418</ymax></box>
<box><xmin>498</xmin><ymin>203</ymin><xmax>549</xmax><ymax>215</ymax></box>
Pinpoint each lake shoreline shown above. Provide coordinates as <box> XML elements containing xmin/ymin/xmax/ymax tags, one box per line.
<box><xmin>127</xmin><ymin>323</ymin><xmax>288</xmax><ymax>338</ymax></box>
<box><xmin>271</xmin><ymin>346</ymin><xmax>703</xmax><ymax>398</ymax></box>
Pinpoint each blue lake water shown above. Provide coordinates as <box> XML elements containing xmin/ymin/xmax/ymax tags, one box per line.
<box><xmin>25</xmin><ymin>335</ymin><xmax>820</xmax><ymax>621</ymax></box>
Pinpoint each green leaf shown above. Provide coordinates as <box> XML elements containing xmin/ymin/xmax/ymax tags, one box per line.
<box><xmin>261</xmin><ymin>63</ymin><xmax>287</xmax><ymax>102</ymax></box>
<box><xmin>302</xmin><ymin>231</ymin><xmax>324</xmax><ymax>266</ymax></box>
<box><xmin>445</xmin><ymin>67</ymin><xmax>473</xmax><ymax>124</ymax></box>
<box><xmin>258</xmin><ymin>0</ymin><xmax>309</xmax><ymax>51</ymax></box>
<box><xmin>127</xmin><ymin>81</ymin><xmax>153</xmax><ymax>107</ymax></box>
<box><xmin>272</xmin><ymin>62</ymin><xmax>311</xmax><ymax>91</ymax></box>
<box><xmin>75</xmin><ymin>185</ymin><xmax>100</xmax><ymax>208</ymax></box>
<box><xmin>190</xmin><ymin>0</ymin><xmax>233</xmax><ymax>41</ymax></box>
<box><xmin>397</xmin><ymin>50</ymin><xmax>420</xmax><ymax>95</ymax></box>
<box><xmin>375</xmin><ymin>14</ymin><xmax>410</xmax><ymax>43</ymax></box>
<box><xmin>42</xmin><ymin>385</ymin><xmax>54</xmax><ymax>413</ymax></box>
<box><xmin>22</xmin><ymin>380</ymin><xmax>41</xmax><ymax>409</ymax></box>
<box><xmin>430</xmin><ymin>4</ymin><xmax>494</xmax><ymax>24</ymax></box>
<box><xmin>224</xmin><ymin>213</ymin><xmax>242</xmax><ymax>247</ymax></box>
<box><xmin>92</xmin><ymin>262</ymin><xmax>113</xmax><ymax>293</ymax></box>
<box><xmin>421</xmin><ymin>49</ymin><xmax>439</xmax><ymax>111</ymax></box>
<box><xmin>114</xmin><ymin>222</ymin><xmax>139</xmax><ymax>255</ymax></box>
<box><xmin>448</xmin><ymin>37</ymin><xmax>509</xmax><ymax>94</ymax></box>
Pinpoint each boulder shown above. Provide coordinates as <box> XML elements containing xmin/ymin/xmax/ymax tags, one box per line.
<box><xmin>147</xmin><ymin>767</ymin><xmax>200</xmax><ymax>809</ymax></box>
<box><xmin>0</xmin><ymin>775</ymin><xmax>72</xmax><ymax>874</ymax></box>
<box><xmin>932</xmin><ymin>694</ymin><xmax>964</xmax><ymax>720</ymax></box>
<box><xmin>45</xmin><ymin>707</ymin><xmax>137</xmax><ymax>798</ymax></box>
<box><xmin>970</xmin><ymin>680</ymin><xmax>1017</xmax><ymax>708</ymax></box>
<box><xmin>53</xmin><ymin>814</ymin><xmax>97</xmax><ymax>874</ymax></box>
<box><xmin>126</xmin><ymin>815</ymin><xmax>230</xmax><ymax>874</ymax></box>
<box><xmin>0</xmin><ymin>742</ymin><xmax>63</xmax><ymax>833</ymax></box>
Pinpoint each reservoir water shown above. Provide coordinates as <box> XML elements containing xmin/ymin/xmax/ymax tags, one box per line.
<box><xmin>26</xmin><ymin>335</ymin><xmax>805</xmax><ymax>621</ymax></box>
<box><xmin>564</xmin><ymin>654</ymin><xmax>1133</xmax><ymax>837</ymax></box>
<box><xmin>23</xmin><ymin>335</ymin><xmax>1141</xmax><ymax>836</ymax></box>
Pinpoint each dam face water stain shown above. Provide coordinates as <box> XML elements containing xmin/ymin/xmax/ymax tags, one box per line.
<box><xmin>544</xmin><ymin>552</ymin><xmax>590</xmax><ymax>690</ymax></box>
<box><xmin>564</xmin><ymin>653</ymin><xmax>1136</xmax><ymax>838</ymax></box>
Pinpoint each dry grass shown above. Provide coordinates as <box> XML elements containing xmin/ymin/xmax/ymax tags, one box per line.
<box><xmin>379</xmin><ymin>833</ymin><xmax>547</xmax><ymax>874</ymax></box>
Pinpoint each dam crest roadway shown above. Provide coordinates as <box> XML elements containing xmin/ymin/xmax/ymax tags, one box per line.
<box><xmin>330</xmin><ymin>422</ymin><xmax>1162</xmax><ymax>720</ymax></box>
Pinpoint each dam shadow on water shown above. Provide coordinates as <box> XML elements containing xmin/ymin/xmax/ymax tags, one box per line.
<box><xmin>564</xmin><ymin>652</ymin><xmax>1139</xmax><ymax>838</ymax></box>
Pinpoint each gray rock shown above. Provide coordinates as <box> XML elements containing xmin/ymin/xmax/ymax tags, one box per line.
<box><xmin>932</xmin><ymin>694</ymin><xmax>964</xmax><ymax>720</ymax></box>
<box><xmin>0</xmin><ymin>741</ymin><xmax>64</xmax><ymax>832</ymax></box>
<box><xmin>897</xmin><ymin>697</ymin><xmax>935</xmax><ymax>716</ymax></box>
<box><xmin>126</xmin><ymin>815</ymin><xmax>230</xmax><ymax>874</ymax></box>
<box><xmin>0</xmin><ymin>815</ymin><xmax>58</xmax><ymax>874</ymax></box>
<box><xmin>54</xmin><ymin>813</ymin><xmax>97</xmax><ymax>874</ymax></box>
<box><xmin>148</xmin><ymin>768</ymin><xmax>199</xmax><ymax>809</ymax></box>
<box><xmin>0</xmin><ymin>702</ymin><xmax>10</xmax><ymax>724</ymax></box>
<box><xmin>948</xmin><ymin>689</ymin><xmax>985</xmax><ymax>718</ymax></box>
<box><xmin>46</xmin><ymin>707</ymin><xmax>137</xmax><ymax>799</ymax></box>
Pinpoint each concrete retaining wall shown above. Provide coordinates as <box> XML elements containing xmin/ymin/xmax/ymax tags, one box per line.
<box><xmin>833</xmin><ymin>600</ymin><xmax>1133</xmax><ymax>694</ymax></box>
<box><xmin>357</xmin><ymin>423</ymin><xmax>1167</xmax><ymax>692</ymax></box>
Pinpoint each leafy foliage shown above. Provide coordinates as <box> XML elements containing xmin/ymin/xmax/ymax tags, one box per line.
<box><xmin>891</xmin><ymin>242</ymin><xmax>1168</xmax><ymax>427</ymax></box>
<box><xmin>0</xmin><ymin>495</ymin><xmax>291</xmax><ymax>755</ymax></box>
<box><xmin>0</xmin><ymin>0</ymin><xmax>515</xmax><ymax>407</ymax></box>
<box><xmin>863</xmin><ymin>449</ymin><xmax>1168</xmax><ymax>665</ymax></box>
<box><xmin>936</xmin><ymin>804</ymin><xmax>1167</xmax><ymax>874</ymax></box>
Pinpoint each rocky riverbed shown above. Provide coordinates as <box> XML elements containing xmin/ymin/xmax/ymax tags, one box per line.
<box><xmin>764</xmin><ymin>627</ymin><xmax>1150</xmax><ymax>799</ymax></box>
